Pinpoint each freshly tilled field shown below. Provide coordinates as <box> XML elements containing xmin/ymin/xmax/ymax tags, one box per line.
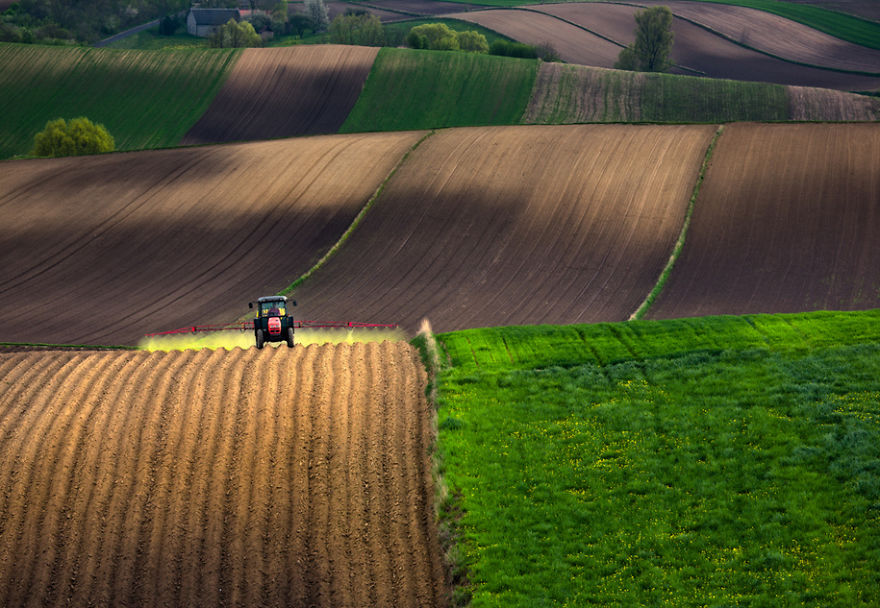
<box><xmin>0</xmin><ymin>343</ymin><xmax>446</xmax><ymax>608</ymax></box>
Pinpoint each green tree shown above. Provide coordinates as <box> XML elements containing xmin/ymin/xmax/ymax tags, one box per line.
<box><xmin>457</xmin><ymin>30</ymin><xmax>488</xmax><ymax>53</ymax></box>
<box><xmin>31</xmin><ymin>117</ymin><xmax>115</xmax><ymax>157</ymax></box>
<box><xmin>210</xmin><ymin>18</ymin><xmax>261</xmax><ymax>47</ymax></box>
<box><xmin>615</xmin><ymin>6</ymin><xmax>674</xmax><ymax>72</ymax></box>
<box><xmin>329</xmin><ymin>12</ymin><xmax>384</xmax><ymax>46</ymax></box>
<box><xmin>305</xmin><ymin>0</ymin><xmax>328</xmax><ymax>32</ymax></box>
<box><xmin>407</xmin><ymin>23</ymin><xmax>459</xmax><ymax>51</ymax></box>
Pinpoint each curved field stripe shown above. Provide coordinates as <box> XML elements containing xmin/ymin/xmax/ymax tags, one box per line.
<box><xmin>648</xmin><ymin>123</ymin><xmax>880</xmax><ymax>319</ymax></box>
<box><xmin>0</xmin><ymin>132</ymin><xmax>424</xmax><ymax>346</ymax></box>
<box><xmin>340</xmin><ymin>48</ymin><xmax>537</xmax><ymax>133</ymax></box>
<box><xmin>182</xmin><ymin>45</ymin><xmax>380</xmax><ymax>144</ymax></box>
<box><xmin>292</xmin><ymin>124</ymin><xmax>716</xmax><ymax>332</ymax></box>
<box><xmin>0</xmin><ymin>344</ymin><xmax>444</xmax><ymax>606</ymax></box>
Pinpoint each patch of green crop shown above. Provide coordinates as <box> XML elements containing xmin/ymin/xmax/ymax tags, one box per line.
<box><xmin>339</xmin><ymin>47</ymin><xmax>537</xmax><ymax>133</ymax></box>
<box><xmin>640</xmin><ymin>72</ymin><xmax>789</xmax><ymax>122</ymax></box>
<box><xmin>104</xmin><ymin>27</ymin><xmax>208</xmax><ymax>50</ymax></box>
<box><xmin>0</xmin><ymin>43</ymin><xmax>237</xmax><ymax>159</ymax></box>
<box><xmin>435</xmin><ymin>310</ymin><xmax>880</xmax><ymax>606</ymax></box>
<box><xmin>435</xmin><ymin>0</ymin><xmax>880</xmax><ymax>50</ymax></box>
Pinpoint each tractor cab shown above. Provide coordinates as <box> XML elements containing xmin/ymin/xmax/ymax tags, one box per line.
<box><xmin>248</xmin><ymin>296</ymin><xmax>297</xmax><ymax>349</ymax></box>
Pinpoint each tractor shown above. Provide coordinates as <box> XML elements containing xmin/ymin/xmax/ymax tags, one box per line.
<box><xmin>249</xmin><ymin>296</ymin><xmax>296</xmax><ymax>349</ymax></box>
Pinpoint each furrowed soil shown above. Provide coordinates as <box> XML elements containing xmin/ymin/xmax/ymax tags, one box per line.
<box><xmin>637</xmin><ymin>0</ymin><xmax>880</xmax><ymax>74</ymax></box>
<box><xmin>0</xmin><ymin>343</ymin><xmax>447</xmax><ymax>608</ymax></box>
<box><xmin>528</xmin><ymin>3</ymin><xmax>880</xmax><ymax>90</ymax></box>
<box><xmin>0</xmin><ymin>132</ymin><xmax>424</xmax><ymax>345</ymax></box>
<box><xmin>648</xmin><ymin>123</ymin><xmax>880</xmax><ymax>319</ymax></box>
<box><xmin>292</xmin><ymin>124</ymin><xmax>716</xmax><ymax>332</ymax></box>
<box><xmin>182</xmin><ymin>46</ymin><xmax>379</xmax><ymax>144</ymax></box>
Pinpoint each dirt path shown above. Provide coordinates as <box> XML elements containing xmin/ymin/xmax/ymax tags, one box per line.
<box><xmin>0</xmin><ymin>343</ymin><xmax>447</xmax><ymax>607</ymax></box>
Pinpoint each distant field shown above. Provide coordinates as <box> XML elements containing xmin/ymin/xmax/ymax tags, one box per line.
<box><xmin>524</xmin><ymin>63</ymin><xmax>791</xmax><ymax>122</ymax></box>
<box><xmin>436</xmin><ymin>310</ymin><xmax>880</xmax><ymax>606</ymax></box>
<box><xmin>339</xmin><ymin>48</ymin><xmax>537</xmax><ymax>132</ymax></box>
<box><xmin>0</xmin><ymin>44</ymin><xmax>236</xmax><ymax>159</ymax></box>
<box><xmin>438</xmin><ymin>0</ymin><xmax>880</xmax><ymax>50</ymax></box>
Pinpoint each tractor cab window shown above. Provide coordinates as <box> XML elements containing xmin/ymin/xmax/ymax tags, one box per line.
<box><xmin>260</xmin><ymin>301</ymin><xmax>284</xmax><ymax>317</ymax></box>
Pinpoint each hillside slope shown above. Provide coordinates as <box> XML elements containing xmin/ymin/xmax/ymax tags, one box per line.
<box><xmin>182</xmin><ymin>45</ymin><xmax>379</xmax><ymax>145</ymax></box>
<box><xmin>0</xmin><ymin>132</ymin><xmax>424</xmax><ymax>345</ymax></box>
<box><xmin>648</xmin><ymin>123</ymin><xmax>880</xmax><ymax>319</ymax></box>
<box><xmin>292</xmin><ymin>124</ymin><xmax>716</xmax><ymax>332</ymax></box>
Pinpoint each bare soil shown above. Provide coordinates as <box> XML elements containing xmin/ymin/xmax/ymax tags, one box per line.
<box><xmin>0</xmin><ymin>343</ymin><xmax>446</xmax><ymax>608</ymax></box>
<box><xmin>292</xmin><ymin>124</ymin><xmax>716</xmax><ymax>332</ymax></box>
<box><xmin>647</xmin><ymin>123</ymin><xmax>880</xmax><ymax>319</ymax></box>
<box><xmin>528</xmin><ymin>3</ymin><xmax>880</xmax><ymax>90</ymax></box>
<box><xmin>637</xmin><ymin>1</ymin><xmax>880</xmax><ymax>74</ymax></box>
<box><xmin>0</xmin><ymin>132</ymin><xmax>424</xmax><ymax>345</ymax></box>
<box><xmin>444</xmin><ymin>9</ymin><xmax>624</xmax><ymax>67</ymax></box>
<box><xmin>182</xmin><ymin>46</ymin><xmax>379</xmax><ymax>144</ymax></box>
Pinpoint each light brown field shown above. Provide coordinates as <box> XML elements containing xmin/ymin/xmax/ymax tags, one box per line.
<box><xmin>182</xmin><ymin>46</ymin><xmax>380</xmax><ymax>144</ymax></box>
<box><xmin>0</xmin><ymin>342</ymin><xmax>447</xmax><ymax>608</ymax></box>
<box><xmin>444</xmin><ymin>9</ymin><xmax>624</xmax><ymax>67</ymax></box>
<box><xmin>0</xmin><ymin>132</ymin><xmax>425</xmax><ymax>345</ymax></box>
<box><xmin>292</xmin><ymin>124</ymin><xmax>717</xmax><ymax>332</ymax></box>
<box><xmin>648</xmin><ymin>123</ymin><xmax>880</xmax><ymax>319</ymax></box>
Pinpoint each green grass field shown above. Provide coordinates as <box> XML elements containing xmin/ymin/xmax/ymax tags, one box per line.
<box><xmin>339</xmin><ymin>47</ymin><xmax>537</xmax><ymax>132</ymax></box>
<box><xmin>434</xmin><ymin>310</ymin><xmax>880</xmax><ymax>606</ymax></box>
<box><xmin>0</xmin><ymin>43</ymin><xmax>236</xmax><ymax>159</ymax></box>
<box><xmin>434</xmin><ymin>0</ymin><xmax>880</xmax><ymax>50</ymax></box>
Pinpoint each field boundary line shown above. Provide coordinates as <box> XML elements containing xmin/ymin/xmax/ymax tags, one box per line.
<box><xmin>629</xmin><ymin>124</ymin><xmax>725</xmax><ymax>320</ymax></box>
<box><xmin>280</xmin><ymin>130</ymin><xmax>435</xmax><ymax>296</ymax></box>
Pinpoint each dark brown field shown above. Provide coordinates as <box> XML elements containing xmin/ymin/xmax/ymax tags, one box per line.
<box><xmin>0</xmin><ymin>342</ymin><xmax>447</xmax><ymax>608</ymax></box>
<box><xmin>648</xmin><ymin>123</ymin><xmax>880</xmax><ymax>319</ymax></box>
<box><xmin>0</xmin><ymin>132</ymin><xmax>424</xmax><ymax>345</ymax></box>
<box><xmin>291</xmin><ymin>124</ymin><xmax>716</xmax><ymax>332</ymax></box>
<box><xmin>182</xmin><ymin>46</ymin><xmax>379</xmax><ymax>144</ymax></box>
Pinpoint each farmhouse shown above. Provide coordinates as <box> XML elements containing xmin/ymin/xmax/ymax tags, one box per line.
<box><xmin>187</xmin><ymin>7</ymin><xmax>241</xmax><ymax>37</ymax></box>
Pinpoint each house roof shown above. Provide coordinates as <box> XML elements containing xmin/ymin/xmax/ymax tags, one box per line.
<box><xmin>189</xmin><ymin>8</ymin><xmax>241</xmax><ymax>26</ymax></box>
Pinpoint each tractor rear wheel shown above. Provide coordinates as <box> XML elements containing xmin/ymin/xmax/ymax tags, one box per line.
<box><xmin>285</xmin><ymin>327</ymin><xmax>294</xmax><ymax>348</ymax></box>
<box><xmin>255</xmin><ymin>329</ymin><xmax>265</xmax><ymax>349</ymax></box>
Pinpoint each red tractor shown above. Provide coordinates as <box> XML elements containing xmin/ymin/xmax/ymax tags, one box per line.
<box><xmin>249</xmin><ymin>296</ymin><xmax>296</xmax><ymax>349</ymax></box>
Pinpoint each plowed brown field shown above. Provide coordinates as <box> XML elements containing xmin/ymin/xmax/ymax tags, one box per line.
<box><xmin>445</xmin><ymin>9</ymin><xmax>623</xmax><ymax>67</ymax></box>
<box><xmin>638</xmin><ymin>0</ymin><xmax>880</xmax><ymax>74</ymax></box>
<box><xmin>182</xmin><ymin>46</ymin><xmax>379</xmax><ymax>144</ymax></box>
<box><xmin>0</xmin><ymin>343</ymin><xmax>447</xmax><ymax>608</ymax></box>
<box><xmin>648</xmin><ymin>123</ymin><xmax>880</xmax><ymax>319</ymax></box>
<box><xmin>0</xmin><ymin>132</ymin><xmax>424</xmax><ymax>345</ymax></box>
<box><xmin>493</xmin><ymin>3</ymin><xmax>880</xmax><ymax>90</ymax></box>
<box><xmin>292</xmin><ymin>124</ymin><xmax>717</xmax><ymax>332</ymax></box>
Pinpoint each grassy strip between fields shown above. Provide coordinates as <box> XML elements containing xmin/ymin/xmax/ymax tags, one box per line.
<box><xmin>339</xmin><ymin>47</ymin><xmax>538</xmax><ymax>133</ymax></box>
<box><xmin>278</xmin><ymin>130</ymin><xmax>434</xmax><ymax>296</ymax></box>
<box><xmin>0</xmin><ymin>43</ymin><xmax>237</xmax><ymax>159</ymax></box>
<box><xmin>629</xmin><ymin>125</ymin><xmax>723</xmax><ymax>320</ymax></box>
<box><xmin>437</xmin><ymin>0</ymin><xmax>880</xmax><ymax>50</ymax></box>
<box><xmin>434</xmin><ymin>310</ymin><xmax>880</xmax><ymax>606</ymax></box>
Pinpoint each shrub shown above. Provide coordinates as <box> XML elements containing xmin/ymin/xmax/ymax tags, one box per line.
<box><xmin>209</xmin><ymin>18</ymin><xmax>261</xmax><ymax>47</ymax></box>
<box><xmin>536</xmin><ymin>41</ymin><xmax>561</xmax><ymax>62</ymax></box>
<box><xmin>489</xmin><ymin>39</ymin><xmax>537</xmax><ymax>58</ymax></box>
<box><xmin>406</xmin><ymin>29</ymin><xmax>428</xmax><ymax>49</ymax></box>
<box><xmin>457</xmin><ymin>30</ymin><xmax>488</xmax><ymax>53</ymax></box>
<box><xmin>407</xmin><ymin>23</ymin><xmax>459</xmax><ymax>51</ymax></box>
<box><xmin>31</xmin><ymin>117</ymin><xmax>115</xmax><ymax>157</ymax></box>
